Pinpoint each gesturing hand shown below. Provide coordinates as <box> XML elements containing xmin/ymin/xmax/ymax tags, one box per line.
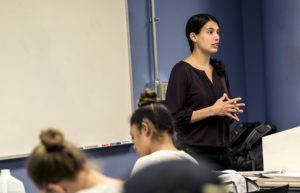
<box><xmin>211</xmin><ymin>93</ymin><xmax>245</xmax><ymax>121</ymax></box>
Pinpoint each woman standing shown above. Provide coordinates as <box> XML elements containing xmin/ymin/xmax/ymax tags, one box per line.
<box><xmin>165</xmin><ymin>13</ymin><xmax>244</xmax><ymax>169</ymax></box>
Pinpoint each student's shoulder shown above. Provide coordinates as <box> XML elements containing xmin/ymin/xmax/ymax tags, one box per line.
<box><xmin>178</xmin><ymin>150</ymin><xmax>199</xmax><ymax>163</ymax></box>
<box><xmin>134</xmin><ymin>152</ymin><xmax>170</xmax><ymax>167</ymax></box>
<box><xmin>131</xmin><ymin>155</ymin><xmax>156</xmax><ymax>175</ymax></box>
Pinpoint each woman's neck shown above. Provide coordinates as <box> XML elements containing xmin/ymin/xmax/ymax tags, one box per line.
<box><xmin>75</xmin><ymin>167</ymin><xmax>123</xmax><ymax>191</ymax></box>
<box><xmin>185</xmin><ymin>49</ymin><xmax>211</xmax><ymax>68</ymax></box>
<box><xmin>150</xmin><ymin>134</ymin><xmax>178</xmax><ymax>153</ymax></box>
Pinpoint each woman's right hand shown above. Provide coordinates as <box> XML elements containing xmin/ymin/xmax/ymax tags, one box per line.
<box><xmin>211</xmin><ymin>93</ymin><xmax>245</xmax><ymax>121</ymax></box>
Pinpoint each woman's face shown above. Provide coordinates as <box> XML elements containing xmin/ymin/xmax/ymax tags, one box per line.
<box><xmin>193</xmin><ymin>20</ymin><xmax>219</xmax><ymax>54</ymax></box>
<box><xmin>130</xmin><ymin>123</ymin><xmax>151</xmax><ymax>157</ymax></box>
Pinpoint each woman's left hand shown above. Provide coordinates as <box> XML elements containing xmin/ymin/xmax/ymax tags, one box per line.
<box><xmin>224</xmin><ymin>94</ymin><xmax>245</xmax><ymax>121</ymax></box>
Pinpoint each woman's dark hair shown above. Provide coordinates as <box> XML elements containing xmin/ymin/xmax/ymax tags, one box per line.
<box><xmin>186</xmin><ymin>13</ymin><xmax>225</xmax><ymax>74</ymax></box>
<box><xmin>26</xmin><ymin>128</ymin><xmax>86</xmax><ymax>189</ymax></box>
<box><xmin>130</xmin><ymin>88</ymin><xmax>174</xmax><ymax>136</ymax></box>
<box><xmin>186</xmin><ymin>13</ymin><xmax>219</xmax><ymax>53</ymax></box>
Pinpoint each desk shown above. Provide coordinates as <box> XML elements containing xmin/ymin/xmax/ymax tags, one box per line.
<box><xmin>255</xmin><ymin>178</ymin><xmax>300</xmax><ymax>193</ymax></box>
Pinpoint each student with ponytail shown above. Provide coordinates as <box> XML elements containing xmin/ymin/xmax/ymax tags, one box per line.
<box><xmin>130</xmin><ymin>88</ymin><xmax>197</xmax><ymax>175</ymax></box>
<box><xmin>27</xmin><ymin>128</ymin><xmax>123</xmax><ymax>193</ymax></box>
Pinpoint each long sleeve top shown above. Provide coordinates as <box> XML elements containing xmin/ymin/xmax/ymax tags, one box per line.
<box><xmin>164</xmin><ymin>61</ymin><xmax>231</xmax><ymax>147</ymax></box>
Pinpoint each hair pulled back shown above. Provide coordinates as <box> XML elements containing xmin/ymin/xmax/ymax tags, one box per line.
<box><xmin>185</xmin><ymin>13</ymin><xmax>225</xmax><ymax>74</ymax></box>
<box><xmin>131</xmin><ymin>88</ymin><xmax>174</xmax><ymax>136</ymax></box>
<box><xmin>27</xmin><ymin>128</ymin><xmax>86</xmax><ymax>189</ymax></box>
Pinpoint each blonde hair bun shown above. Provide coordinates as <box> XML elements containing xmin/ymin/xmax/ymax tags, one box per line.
<box><xmin>138</xmin><ymin>88</ymin><xmax>157</xmax><ymax>108</ymax></box>
<box><xmin>40</xmin><ymin>128</ymin><xmax>64</xmax><ymax>151</ymax></box>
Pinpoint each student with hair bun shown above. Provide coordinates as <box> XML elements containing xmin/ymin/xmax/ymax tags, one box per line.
<box><xmin>26</xmin><ymin>128</ymin><xmax>123</xmax><ymax>193</ymax></box>
<box><xmin>130</xmin><ymin>88</ymin><xmax>198</xmax><ymax>175</ymax></box>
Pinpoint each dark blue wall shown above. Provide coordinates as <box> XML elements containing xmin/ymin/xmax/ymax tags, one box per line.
<box><xmin>262</xmin><ymin>0</ymin><xmax>300</xmax><ymax>131</ymax></box>
<box><xmin>128</xmin><ymin>0</ymin><xmax>152</xmax><ymax>104</ymax></box>
<box><xmin>2</xmin><ymin>0</ymin><xmax>299</xmax><ymax>192</ymax></box>
<box><xmin>242</xmin><ymin>0</ymin><xmax>266</xmax><ymax>122</ymax></box>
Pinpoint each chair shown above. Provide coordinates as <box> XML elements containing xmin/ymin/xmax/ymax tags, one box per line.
<box><xmin>248</xmin><ymin>184</ymin><xmax>289</xmax><ymax>193</ymax></box>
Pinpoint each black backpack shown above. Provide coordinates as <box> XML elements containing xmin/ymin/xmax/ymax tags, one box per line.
<box><xmin>228</xmin><ymin>122</ymin><xmax>276</xmax><ymax>171</ymax></box>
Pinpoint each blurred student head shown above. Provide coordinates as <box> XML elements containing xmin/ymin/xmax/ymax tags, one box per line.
<box><xmin>129</xmin><ymin>88</ymin><xmax>175</xmax><ymax>156</ymax></box>
<box><xmin>27</xmin><ymin>128</ymin><xmax>122</xmax><ymax>193</ymax></box>
<box><xmin>124</xmin><ymin>160</ymin><xmax>225</xmax><ymax>193</ymax></box>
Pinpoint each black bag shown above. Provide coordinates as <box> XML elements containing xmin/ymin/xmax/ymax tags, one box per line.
<box><xmin>228</xmin><ymin>122</ymin><xmax>276</xmax><ymax>171</ymax></box>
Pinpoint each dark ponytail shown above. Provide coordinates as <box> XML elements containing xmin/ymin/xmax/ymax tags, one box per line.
<box><xmin>131</xmin><ymin>88</ymin><xmax>174</xmax><ymax>136</ymax></box>
<box><xmin>210</xmin><ymin>58</ymin><xmax>225</xmax><ymax>75</ymax></box>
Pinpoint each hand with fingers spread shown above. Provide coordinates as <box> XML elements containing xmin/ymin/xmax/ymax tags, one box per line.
<box><xmin>212</xmin><ymin>93</ymin><xmax>245</xmax><ymax>121</ymax></box>
<box><xmin>224</xmin><ymin>93</ymin><xmax>245</xmax><ymax>118</ymax></box>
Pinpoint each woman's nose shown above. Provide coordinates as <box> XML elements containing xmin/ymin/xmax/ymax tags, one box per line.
<box><xmin>214</xmin><ymin>33</ymin><xmax>220</xmax><ymax>40</ymax></box>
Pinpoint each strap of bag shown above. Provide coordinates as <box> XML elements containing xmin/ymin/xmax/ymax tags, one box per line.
<box><xmin>243</xmin><ymin>124</ymin><xmax>272</xmax><ymax>150</ymax></box>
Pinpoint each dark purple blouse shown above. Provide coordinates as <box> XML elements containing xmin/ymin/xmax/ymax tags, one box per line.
<box><xmin>164</xmin><ymin>61</ymin><xmax>231</xmax><ymax>147</ymax></box>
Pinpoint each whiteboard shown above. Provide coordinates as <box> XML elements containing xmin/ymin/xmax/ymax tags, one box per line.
<box><xmin>0</xmin><ymin>0</ymin><xmax>133</xmax><ymax>159</ymax></box>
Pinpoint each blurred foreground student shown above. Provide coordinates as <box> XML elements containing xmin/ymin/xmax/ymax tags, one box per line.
<box><xmin>27</xmin><ymin>128</ymin><xmax>123</xmax><ymax>193</ymax></box>
<box><xmin>130</xmin><ymin>89</ymin><xmax>198</xmax><ymax>175</ymax></box>
<box><xmin>124</xmin><ymin>160</ymin><xmax>226</xmax><ymax>193</ymax></box>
